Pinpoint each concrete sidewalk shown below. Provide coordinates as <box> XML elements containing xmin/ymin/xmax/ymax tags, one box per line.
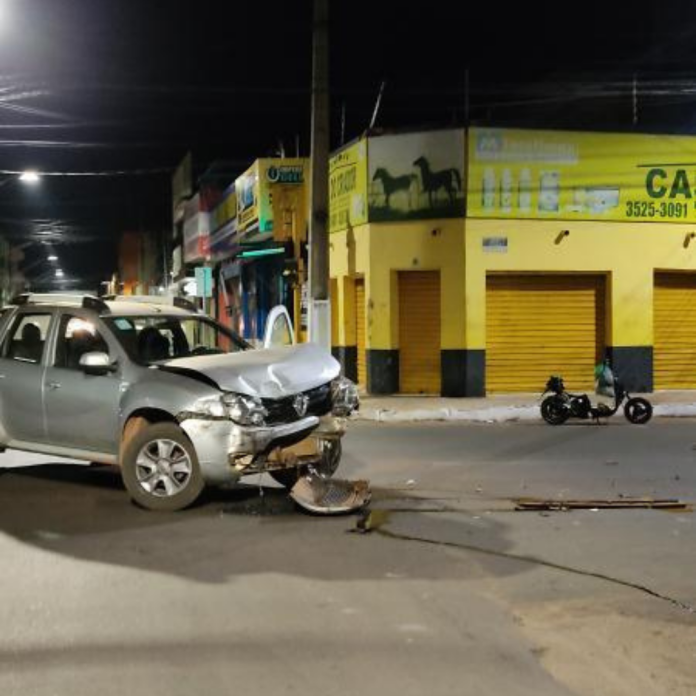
<box><xmin>356</xmin><ymin>390</ymin><xmax>696</xmax><ymax>422</ymax></box>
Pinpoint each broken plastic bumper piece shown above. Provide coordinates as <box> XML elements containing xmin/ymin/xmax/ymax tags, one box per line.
<box><xmin>290</xmin><ymin>476</ymin><xmax>372</xmax><ymax>515</ymax></box>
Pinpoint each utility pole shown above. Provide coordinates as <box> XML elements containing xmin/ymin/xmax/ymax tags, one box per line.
<box><xmin>307</xmin><ymin>0</ymin><xmax>330</xmax><ymax>347</ymax></box>
<box><xmin>161</xmin><ymin>227</ymin><xmax>169</xmax><ymax>292</ymax></box>
<box><xmin>464</xmin><ymin>67</ymin><xmax>470</xmax><ymax>124</ymax></box>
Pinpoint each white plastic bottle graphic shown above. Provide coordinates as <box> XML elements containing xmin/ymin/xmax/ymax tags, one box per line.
<box><xmin>482</xmin><ymin>168</ymin><xmax>496</xmax><ymax>211</ymax></box>
<box><xmin>500</xmin><ymin>168</ymin><xmax>513</xmax><ymax>213</ymax></box>
<box><xmin>539</xmin><ymin>171</ymin><xmax>560</xmax><ymax>213</ymax></box>
<box><xmin>518</xmin><ymin>168</ymin><xmax>532</xmax><ymax>213</ymax></box>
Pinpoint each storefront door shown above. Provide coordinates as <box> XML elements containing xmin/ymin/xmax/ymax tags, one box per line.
<box><xmin>654</xmin><ymin>272</ymin><xmax>696</xmax><ymax>389</ymax></box>
<box><xmin>486</xmin><ymin>274</ymin><xmax>605</xmax><ymax>393</ymax></box>
<box><xmin>398</xmin><ymin>271</ymin><xmax>441</xmax><ymax>394</ymax></box>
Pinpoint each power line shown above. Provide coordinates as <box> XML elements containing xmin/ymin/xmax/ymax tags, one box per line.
<box><xmin>0</xmin><ymin>167</ymin><xmax>172</xmax><ymax>177</ymax></box>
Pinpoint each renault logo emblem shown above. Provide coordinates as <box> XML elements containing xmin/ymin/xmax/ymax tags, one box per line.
<box><xmin>293</xmin><ymin>394</ymin><xmax>309</xmax><ymax>418</ymax></box>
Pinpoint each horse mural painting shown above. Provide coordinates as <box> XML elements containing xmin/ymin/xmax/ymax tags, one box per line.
<box><xmin>413</xmin><ymin>156</ymin><xmax>462</xmax><ymax>208</ymax></box>
<box><xmin>371</xmin><ymin>168</ymin><xmax>416</xmax><ymax>209</ymax></box>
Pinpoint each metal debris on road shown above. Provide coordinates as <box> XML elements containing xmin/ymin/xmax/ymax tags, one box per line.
<box><xmin>290</xmin><ymin>476</ymin><xmax>372</xmax><ymax>515</ymax></box>
<box><xmin>514</xmin><ymin>497</ymin><xmax>690</xmax><ymax>511</ymax></box>
<box><xmin>350</xmin><ymin>509</ymin><xmax>391</xmax><ymax>534</ymax></box>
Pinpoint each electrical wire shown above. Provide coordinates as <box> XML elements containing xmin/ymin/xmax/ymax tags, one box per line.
<box><xmin>0</xmin><ymin>167</ymin><xmax>172</xmax><ymax>177</ymax></box>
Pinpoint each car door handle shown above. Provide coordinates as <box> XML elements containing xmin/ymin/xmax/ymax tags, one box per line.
<box><xmin>47</xmin><ymin>381</ymin><xmax>61</xmax><ymax>390</ymax></box>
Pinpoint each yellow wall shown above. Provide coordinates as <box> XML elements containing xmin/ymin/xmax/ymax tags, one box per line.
<box><xmin>330</xmin><ymin>224</ymin><xmax>369</xmax><ymax>347</ymax></box>
<box><xmin>330</xmin><ymin>220</ymin><xmax>466</xmax><ymax>350</ymax></box>
<box><xmin>328</xmin><ymin>128</ymin><xmax>696</xmax><ymax>396</ymax></box>
<box><xmin>465</xmin><ymin>219</ymin><xmax>696</xmax><ymax>349</ymax></box>
<box><xmin>331</xmin><ymin>217</ymin><xmax>696</xmax><ymax>358</ymax></box>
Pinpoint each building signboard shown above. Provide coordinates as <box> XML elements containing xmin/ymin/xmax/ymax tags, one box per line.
<box><xmin>367</xmin><ymin>129</ymin><xmax>465</xmax><ymax>222</ymax></box>
<box><xmin>468</xmin><ymin>127</ymin><xmax>696</xmax><ymax>223</ymax></box>
<box><xmin>329</xmin><ymin>139</ymin><xmax>368</xmax><ymax>233</ymax></box>
<box><xmin>236</xmin><ymin>158</ymin><xmax>308</xmax><ymax>244</ymax></box>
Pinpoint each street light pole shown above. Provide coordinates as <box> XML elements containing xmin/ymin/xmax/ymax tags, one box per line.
<box><xmin>307</xmin><ymin>0</ymin><xmax>330</xmax><ymax>347</ymax></box>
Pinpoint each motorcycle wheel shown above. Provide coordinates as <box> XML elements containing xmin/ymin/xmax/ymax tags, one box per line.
<box><xmin>624</xmin><ymin>397</ymin><xmax>653</xmax><ymax>425</ymax></box>
<box><xmin>541</xmin><ymin>396</ymin><xmax>570</xmax><ymax>425</ymax></box>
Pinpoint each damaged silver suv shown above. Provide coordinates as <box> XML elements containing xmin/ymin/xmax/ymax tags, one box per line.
<box><xmin>0</xmin><ymin>294</ymin><xmax>358</xmax><ymax>511</ymax></box>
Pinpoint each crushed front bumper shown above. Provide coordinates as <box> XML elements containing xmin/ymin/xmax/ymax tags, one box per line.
<box><xmin>179</xmin><ymin>415</ymin><xmax>320</xmax><ymax>484</ymax></box>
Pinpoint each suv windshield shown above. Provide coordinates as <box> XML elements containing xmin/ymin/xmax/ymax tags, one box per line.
<box><xmin>105</xmin><ymin>315</ymin><xmax>248</xmax><ymax>364</ymax></box>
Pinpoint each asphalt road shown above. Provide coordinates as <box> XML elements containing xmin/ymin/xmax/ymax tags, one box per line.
<box><xmin>0</xmin><ymin>419</ymin><xmax>695</xmax><ymax>696</ymax></box>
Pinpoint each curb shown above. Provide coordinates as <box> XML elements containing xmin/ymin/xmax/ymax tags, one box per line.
<box><xmin>354</xmin><ymin>402</ymin><xmax>696</xmax><ymax>423</ymax></box>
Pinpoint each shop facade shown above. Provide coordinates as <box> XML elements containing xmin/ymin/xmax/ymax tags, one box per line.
<box><xmin>209</xmin><ymin>182</ymin><xmax>240</xmax><ymax>333</ymax></box>
<box><xmin>209</xmin><ymin>157</ymin><xmax>309</xmax><ymax>344</ymax></box>
<box><xmin>330</xmin><ymin>126</ymin><xmax>696</xmax><ymax>395</ymax></box>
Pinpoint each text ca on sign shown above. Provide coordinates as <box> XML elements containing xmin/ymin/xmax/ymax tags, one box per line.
<box><xmin>646</xmin><ymin>168</ymin><xmax>696</xmax><ymax>199</ymax></box>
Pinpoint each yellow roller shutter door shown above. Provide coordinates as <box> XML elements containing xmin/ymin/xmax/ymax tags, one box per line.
<box><xmin>355</xmin><ymin>279</ymin><xmax>367</xmax><ymax>388</ymax></box>
<box><xmin>398</xmin><ymin>271</ymin><xmax>441</xmax><ymax>394</ymax></box>
<box><xmin>654</xmin><ymin>273</ymin><xmax>696</xmax><ymax>389</ymax></box>
<box><xmin>487</xmin><ymin>275</ymin><xmax>605</xmax><ymax>393</ymax></box>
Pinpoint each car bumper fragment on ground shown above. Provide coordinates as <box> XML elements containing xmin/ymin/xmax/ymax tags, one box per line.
<box><xmin>289</xmin><ymin>476</ymin><xmax>372</xmax><ymax>514</ymax></box>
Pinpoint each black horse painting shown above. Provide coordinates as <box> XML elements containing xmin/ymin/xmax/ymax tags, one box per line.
<box><xmin>372</xmin><ymin>168</ymin><xmax>416</xmax><ymax>208</ymax></box>
<box><xmin>413</xmin><ymin>156</ymin><xmax>462</xmax><ymax>207</ymax></box>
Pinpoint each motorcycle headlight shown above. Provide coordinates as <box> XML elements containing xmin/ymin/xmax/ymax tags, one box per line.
<box><xmin>331</xmin><ymin>376</ymin><xmax>359</xmax><ymax>417</ymax></box>
<box><xmin>222</xmin><ymin>392</ymin><xmax>267</xmax><ymax>426</ymax></box>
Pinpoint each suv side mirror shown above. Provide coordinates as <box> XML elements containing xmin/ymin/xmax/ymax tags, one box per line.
<box><xmin>79</xmin><ymin>351</ymin><xmax>117</xmax><ymax>376</ymax></box>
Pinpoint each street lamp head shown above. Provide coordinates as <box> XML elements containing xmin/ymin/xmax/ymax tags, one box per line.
<box><xmin>19</xmin><ymin>170</ymin><xmax>41</xmax><ymax>185</ymax></box>
<box><xmin>47</xmin><ymin>255</ymin><xmax>58</xmax><ymax>262</ymax></box>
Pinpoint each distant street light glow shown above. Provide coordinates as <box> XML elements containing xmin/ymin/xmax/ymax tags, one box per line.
<box><xmin>55</xmin><ymin>269</ymin><xmax>64</xmax><ymax>278</ymax></box>
<box><xmin>19</xmin><ymin>170</ymin><xmax>41</xmax><ymax>184</ymax></box>
<box><xmin>48</xmin><ymin>255</ymin><xmax>58</xmax><ymax>261</ymax></box>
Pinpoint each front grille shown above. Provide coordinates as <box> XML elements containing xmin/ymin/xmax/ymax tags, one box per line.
<box><xmin>263</xmin><ymin>382</ymin><xmax>333</xmax><ymax>425</ymax></box>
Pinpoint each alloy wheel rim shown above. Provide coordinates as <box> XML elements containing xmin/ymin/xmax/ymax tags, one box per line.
<box><xmin>135</xmin><ymin>439</ymin><xmax>192</xmax><ymax>497</ymax></box>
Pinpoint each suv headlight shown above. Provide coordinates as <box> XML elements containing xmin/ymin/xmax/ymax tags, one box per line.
<box><xmin>331</xmin><ymin>376</ymin><xmax>359</xmax><ymax>417</ymax></box>
<box><xmin>222</xmin><ymin>392</ymin><xmax>267</xmax><ymax>426</ymax></box>
<box><xmin>189</xmin><ymin>395</ymin><xmax>228</xmax><ymax>419</ymax></box>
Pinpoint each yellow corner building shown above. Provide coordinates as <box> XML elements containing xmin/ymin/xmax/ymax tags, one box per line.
<box><xmin>330</xmin><ymin>127</ymin><xmax>696</xmax><ymax>395</ymax></box>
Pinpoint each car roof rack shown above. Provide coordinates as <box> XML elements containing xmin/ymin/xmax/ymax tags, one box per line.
<box><xmin>9</xmin><ymin>293</ymin><xmax>111</xmax><ymax>313</ymax></box>
<box><xmin>172</xmin><ymin>297</ymin><xmax>198</xmax><ymax>312</ymax></box>
<box><xmin>83</xmin><ymin>296</ymin><xmax>110</xmax><ymax>312</ymax></box>
<box><xmin>107</xmin><ymin>295</ymin><xmax>199</xmax><ymax>313</ymax></box>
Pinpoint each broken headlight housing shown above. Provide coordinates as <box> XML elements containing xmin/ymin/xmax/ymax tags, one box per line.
<box><xmin>188</xmin><ymin>395</ymin><xmax>228</xmax><ymax>420</ymax></box>
<box><xmin>331</xmin><ymin>376</ymin><xmax>359</xmax><ymax>417</ymax></box>
<box><xmin>222</xmin><ymin>392</ymin><xmax>268</xmax><ymax>427</ymax></box>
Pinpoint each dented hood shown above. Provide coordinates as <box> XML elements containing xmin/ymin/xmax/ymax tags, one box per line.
<box><xmin>160</xmin><ymin>343</ymin><xmax>340</xmax><ymax>398</ymax></box>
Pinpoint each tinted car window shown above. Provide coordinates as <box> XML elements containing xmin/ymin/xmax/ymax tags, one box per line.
<box><xmin>105</xmin><ymin>315</ymin><xmax>247</xmax><ymax>364</ymax></box>
<box><xmin>54</xmin><ymin>315</ymin><xmax>110</xmax><ymax>370</ymax></box>
<box><xmin>2</xmin><ymin>313</ymin><xmax>52</xmax><ymax>364</ymax></box>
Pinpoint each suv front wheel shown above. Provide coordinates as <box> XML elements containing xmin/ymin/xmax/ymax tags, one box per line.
<box><xmin>121</xmin><ymin>422</ymin><xmax>204</xmax><ymax>511</ymax></box>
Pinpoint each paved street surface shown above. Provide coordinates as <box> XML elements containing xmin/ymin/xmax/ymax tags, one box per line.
<box><xmin>1</xmin><ymin>419</ymin><xmax>695</xmax><ymax>696</ymax></box>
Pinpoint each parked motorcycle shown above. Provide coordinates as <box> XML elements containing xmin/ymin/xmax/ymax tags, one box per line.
<box><xmin>541</xmin><ymin>374</ymin><xmax>653</xmax><ymax>425</ymax></box>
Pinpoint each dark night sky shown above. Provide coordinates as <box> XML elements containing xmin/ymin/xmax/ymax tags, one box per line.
<box><xmin>0</xmin><ymin>0</ymin><xmax>694</xmax><ymax>289</ymax></box>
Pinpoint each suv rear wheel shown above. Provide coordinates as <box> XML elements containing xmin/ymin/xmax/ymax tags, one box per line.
<box><xmin>121</xmin><ymin>422</ymin><xmax>204</xmax><ymax>511</ymax></box>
